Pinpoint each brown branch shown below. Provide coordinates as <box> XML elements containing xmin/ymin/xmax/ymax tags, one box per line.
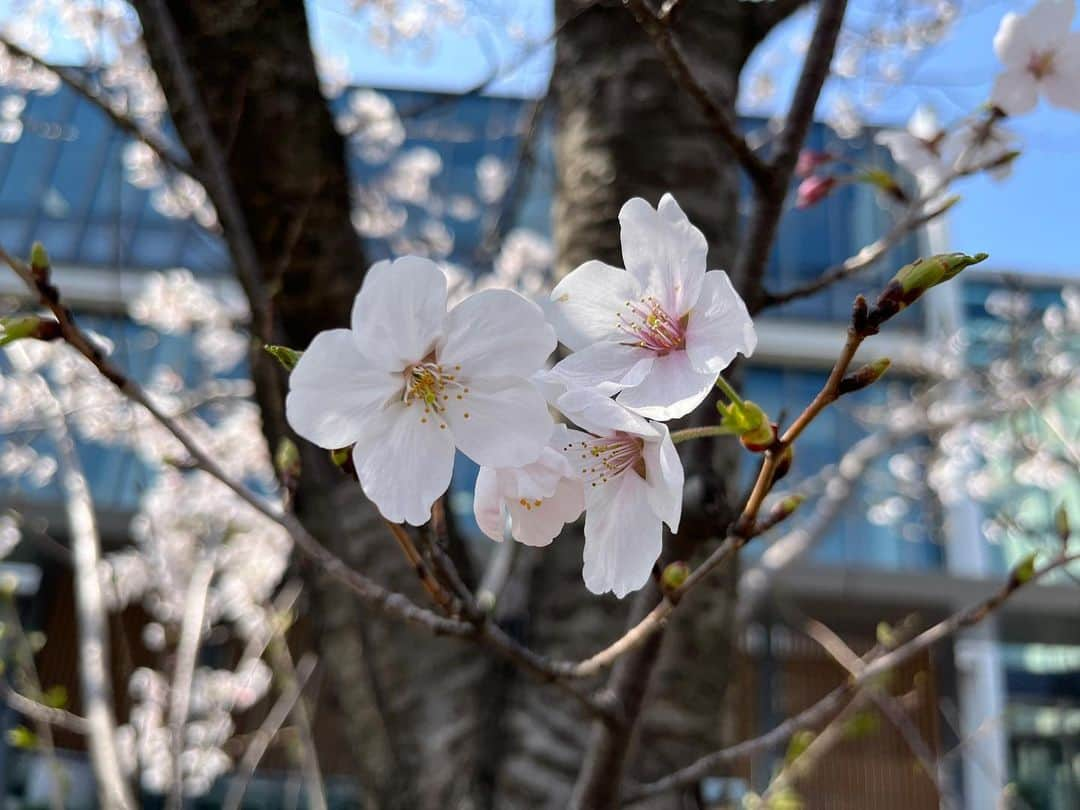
<box><xmin>0</xmin><ymin>35</ymin><xmax>196</xmax><ymax>179</ymax></box>
<box><xmin>0</xmin><ymin>680</ymin><xmax>90</xmax><ymax>736</ymax></box>
<box><xmin>625</xmin><ymin>551</ymin><xmax>1080</xmax><ymax>802</ymax></box>
<box><xmin>0</xmin><ymin>245</ymin><xmax>617</xmax><ymax>722</ymax></box>
<box><xmin>137</xmin><ymin>0</ymin><xmax>273</xmax><ymax>343</ymax></box>
<box><xmin>624</xmin><ymin>0</ymin><xmax>771</xmax><ymax>188</ymax></box>
<box><xmin>733</xmin><ymin>0</ymin><xmax>849</xmax><ymax>303</ymax></box>
<box><xmin>758</xmin><ymin>195</ymin><xmax>953</xmax><ymax>311</ymax></box>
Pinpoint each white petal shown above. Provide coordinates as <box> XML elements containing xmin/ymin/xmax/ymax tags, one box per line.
<box><xmin>643</xmin><ymin>424</ymin><xmax>684</xmax><ymax>533</ymax></box>
<box><xmin>995</xmin><ymin>0</ymin><xmax>1073</xmax><ymax>67</ymax></box>
<box><xmin>583</xmin><ymin>472</ymin><xmax>662</xmax><ymax>598</ymax></box>
<box><xmin>506</xmin><ymin>441</ymin><xmax>576</xmax><ymax>500</ymax></box>
<box><xmin>546</xmin><ymin>342</ymin><xmax>654</xmax><ymax>396</ymax></box>
<box><xmin>685</xmin><ymin>270</ymin><xmax>757</xmax><ymax>374</ymax></box>
<box><xmin>875</xmin><ymin>131</ymin><xmax>938</xmax><ymax>176</ymax></box>
<box><xmin>991</xmin><ymin>69</ymin><xmax>1040</xmax><ymax>116</ymax></box>
<box><xmin>556</xmin><ymin>389</ymin><xmax>659</xmax><ymax>439</ymax></box>
<box><xmin>1044</xmin><ymin>36</ymin><xmax>1080</xmax><ymax>110</ymax></box>
<box><xmin>615</xmin><ymin>351</ymin><xmax>717</xmax><ymax>421</ymax></box>
<box><xmin>351</xmin><ymin>403</ymin><xmax>455</xmax><ymax>526</ymax></box>
<box><xmin>286</xmin><ymin>329</ymin><xmax>401</xmax><ymax>449</ymax></box>
<box><xmin>445</xmin><ymin>377</ymin><xmax>553</xmax><ymax>468</ymax></box>
<box><xmin>508</xmin><ymin>477</ymin><xmax>585</xmax><ymax>547</ymax></box>
<box><xmin>440</xmin><ymin>288</ymin><xmax>556</xmax><ymax>377</ymax></box>
<box><xmin>907</xmin><ymin>105</ymin><xmax>941</xmax><ymax>141</ymax></box>
<box><xmin>619</xmin><ymin>195</ymin><xmax>706</xmax><ymax>316</ymax></box>
<box><xmin>351</xmin><ymin>256</ymin><xmax>448</xmax><ymax>370</ymax></box>
<box><xmin>549</xmin><ymin>260</ymin><xmax>642</xmax><ymax>351</ymax></box>
<box><xmin>474</xmin><ymin>467</ymin><xmax>506</xmax><ymax>542</ymax></box>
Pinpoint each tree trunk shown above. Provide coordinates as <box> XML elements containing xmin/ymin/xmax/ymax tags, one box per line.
<box><xmin>132</xmin><ymin>0</ymin><xmax>795</xmax><ymax>806</ymax></box>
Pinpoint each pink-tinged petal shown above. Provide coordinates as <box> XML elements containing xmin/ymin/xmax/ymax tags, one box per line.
<box><xmin>1044</xmin><ymin>35</ymin><xmax>1080</xmax><ymax>110</ymax></box>
<box><xmin>556</xmin><ymin>389</ymin><xmax>659</xmax><ymax>439</ymax></box>
<box><xmin>1000</xmin><ymin>1</ymin><xmax>1075</xmax><ymax>67</ymax></box>
<box><xmin>549</xmin><ymin>260</ymin><xmax>642</xmax><ymax>351</ymax></box>
<box><xmin>619</xmin><ymin>195</ymin><xmax>707</xmax><ymax>316</ymax></box>
<box><xmin>440</xmin><ymin>288</ymin><xmax>556</xmax><ymax>377</ymax></box>
<box><xmin>991</xmin><ymin>69</ymin><xmax>1040</xmax><ymax>116</ymax></box>
<box><xmin>351</xmin><ymin>402</ymin><xmax>455</xmax><ymax>526</ymax></box>
<box><xmin>445</xmin><ymin>377</ymin><xmax>553</xmax><ymax>468</ymax></box>
<box><xmin>615</xmin><ymin>351</ymin><xmax>716</xmax><ymax>421</ymax></box>
<box><xmin>685</xmin><ymin>270</ymin><xmax>757</xmax><ymax>375</ymax></box>
<box><xmin>546</xmin><ymin>342</ymin><xmax>654</xmax><ymax>397</ymax></box>
<box><xmin>582</xmin><ymin>471</ymin><xmax>662</xmax><ymax>598</ymax></box>
<box><xmin>507</xmin><ymin>477</ymin><xmax>585</xmax><ymax>547</ymax></box>
<box><xmin>286</xmin><ymin>329</ymin><xmax>401</xmax><ymax>449</ymax></box>
<box><xmin>473</xmin><ymin>467</ymin><xmax>506</xmax><ymax>542</ymax></box>
<box><xmin>643</xmin><ymin>424</ymin><xmax>684</xmax><ymax>533</ymax></box>
<box><xmin>351</xmin><ymin>256</ymin><xmax>448</xmax><ymax>371</ymax></box>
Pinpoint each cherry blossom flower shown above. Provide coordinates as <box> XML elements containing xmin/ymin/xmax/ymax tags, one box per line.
<box><xmin>473</xmin><ymin>425</ymin><xmax>585</xmax><ymax>547</ymax></box>
<box><xmin>944</xmin><ymin>115</ymin><xmax>1020</xmax><ymax>180</ymax></box>
<box><xmin>875</xmin><ymin>106</ymin><xmax>949</xmax><ymax>195</ymax></box>
<box><xmin>546</xmin><ymin>194</ymin><xmax>756</xmax><ymax>421</ymax></box>
<box><xmin>991</xmin><ymin>0</ymin><xmax>1080</xmax><ymax>115</ymax></box>
<box><xmin>287</xmin><ymin>256</ymin><xmax>556</xmax><ymax>525</ymax></box>
<box><xmin>555</xmin><ymin>390</ymin><xmax>683</xmax><ymax>598</ymax></box>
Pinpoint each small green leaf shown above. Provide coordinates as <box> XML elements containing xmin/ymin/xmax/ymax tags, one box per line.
<box><xmin>1054</xmin><ymin>504</ymin><xmax>1070</xmax><ymax>546</ymax></box>
<box><xmin>784</xmin><ymin>730</ymin><xmax>815</xmax><ymax>764</ymax></box>
<box><xmin>843</xmin><ymin>709</ymin><xmax>880</xmax><ymax>740</ymax></box>
<box><xmin>274</xmin><ymin>438</ymin><xmax>301</xmax><ymax>480</ymax></box>
<box><xmin>876</xmin><ymin>621</ymin><xmax>895</xmax><ymax>648</ymax></box>
<box><xmin>264</xmin><ymin>344</ymin><xmax>303</xmax><ymax>372</ymax></box>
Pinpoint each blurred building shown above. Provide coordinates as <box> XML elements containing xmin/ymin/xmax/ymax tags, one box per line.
<box><xmin>0</xmin><ymin>84</ymin><xmax>1076</xmax><ymax>809</ymax></box>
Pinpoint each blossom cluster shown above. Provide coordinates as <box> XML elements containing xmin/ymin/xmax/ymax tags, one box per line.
<box><xmin>287</xmin><ymin>194</ymin><xmax>756</xmax><ymax>597</ymax></box>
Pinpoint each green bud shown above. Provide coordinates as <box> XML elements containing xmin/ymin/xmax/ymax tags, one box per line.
<box><xmin>27</xmin><ymin>631</ymin><xmax>46</xmax><ymax>653</ymax></box>
<box><xmin>661</xmin><ymin>561</ymin><xmax>690</xmax><ymax>592</ymax></box>
<box><xmin>264</xmin><ymin>344</ymin><xmax>303</xmax><ymax>372</ymax></box>
<box><xmin>274</xmin><ymin>438</ymin><xmax>301</xmax><ymax>481</ymax></box>
<box><xmin>838</xmin><ymin>358</ymin><xmax>891</xmax><ymax>395</ymax></box>
<box><xmin>29</xmin><ymin>242</ymin><xmax>50</xmax><ymax>278</ymax></box>
<box><xmin>871</xmin><ymin>252</ymin><xmax>988</xmax><ymax>327</ymax></box>
<box><xmin>43</xmin><ymin>685</ymin><xmax>67</xmax><ymax>709</ymax></box>
<box><xmin>774</xmin><ymin>445</ymin><xmax>795</xmax><ymax>482</ymax></box>
<box><xmin>6</xmin><ymin>726</ymin><xmax>36</xmax><ymax>750</ymax></box>
<box><xmin>858</xmin><ymin>168</ymin><xmax>907</xmax><ymax>202</ymax></box>
<box><xmin>876</xmin><ymin>621</ymin><xmax>895</xmax><ymax>648</ymax></box>
<box><xmin>843</xmin><ymin>709</ymin><xmax>880</xmax><ymax>740</ymax></box>
<box><xmin>0</xmin><ymin>315</ymin><xmax>61</xmax><ymax>347</ymax></box>
<box><xmin>1010</xmin><ymin>551</ymin><xmax>1038</xmax><ymax>586</ymax></box>
<box><xmin>784</xmin><ymin>729</ymin><xmax>815</xmax><ymax>764</ymax></box>
<box><xmin>0</xmin><ymin>573</ymin><xmax>19</xmax><ymax>599</ymax></box>
<box><xmin>766</xmin><ymin>494</ymin><xmax>806</xmax><ymax>527</ymax></box>
<box><xmin>718</xmin><ymin>399</ymin><xmax>776</xmax><ymax>452</ymax></box>
<box><xmin>1054</xmin><ymin>504</ymin><xmax>1070</xmax><ymax>546</ymax></box>
<box><xmin>330</xmin><ymin>447</ymin><xmax>352</xmax><ymax>467</ymax></box>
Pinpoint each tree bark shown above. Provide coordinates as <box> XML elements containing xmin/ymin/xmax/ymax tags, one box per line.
<box><xmin>130</xmin><ymin>0</ymin><xmax>800</xmax><ymax>807</ymax></box>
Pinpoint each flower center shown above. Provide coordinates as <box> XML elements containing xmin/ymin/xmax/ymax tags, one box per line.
<box><xmin>1028</xmin><ymin>50</ymin><xmax>1056</xmax><ymax>79</ymax></box>
<box><xmin>566</xmin><ymin>432</ymin><xmax>646</xmax><ymax>488</ymax></box>
<box><xmin>617</xmin><ymin>296</ymin><xmax>687</xmax><ymax>355</ymax></box>
<box><xmin>402</xmin><ymin>359</ymin><xmax>468</xmax><ymax>428</ymax></box>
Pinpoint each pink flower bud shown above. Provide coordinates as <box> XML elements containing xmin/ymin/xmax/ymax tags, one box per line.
<box><xmin>796</xmin><ymin>175</ymin><xmax>836</xmax><ymax>209</ymax></box>
<box><xmin>796</xmin><ymin>149</ymin><xmax>833</xmax><ymax>178</ymax></box>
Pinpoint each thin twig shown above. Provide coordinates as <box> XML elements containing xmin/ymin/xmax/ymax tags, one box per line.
<box><xmin>625</xmin><ymin>551</ymin><xmax>1080</xmax><ymax>801</ymax></box>
<box><xmin>0</xmin><ymin>35</ymin><xmax>196</xmax><ymax>179</ymax></box>
<box><xmin>624</xmin><ymin>0</ymin><xmax>770</xmax><ymax>187</ymax></box>
<box><xmin>221</xmin><ymin>653</ymin><xmax>318</xmax><ymax>810</ymax></box>
<box><xmin>44</xmin><ymin>391</ymin><xmax>135</xmax><ymax>810</ymax></box>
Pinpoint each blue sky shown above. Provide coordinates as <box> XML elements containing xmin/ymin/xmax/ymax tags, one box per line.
<box><xmin>308</xmin><ymin>0</ymin><xmax>1080</xmax><ymax>278</ymax></box>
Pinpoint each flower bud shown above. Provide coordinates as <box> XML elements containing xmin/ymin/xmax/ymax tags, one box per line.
<box><xmin>795</xmin><ymin>175</ymin><xmax>836</xmax><ymax>209</ymax></box>
<box><xmin>1054</xmin><ymin>503</ymin><xmax>1070</xmax><ymax>546</ymax></box>
<box><xmin>0</xmin><ymin>315</ymin><xmax>61</xmax><ymax>347</ymax></box>
<box><xmin>796</xmin><ymin>149</ymin><xmax>833</xmax><ymax>178</ymax></box>
<box><xmin>858</xmin><ymin>168</ymin><xmax>908</xmax><ymax>204</ymax></box>
<box><xmin>767</xmin><ymin>493</ymin><xmax>806</xmax><ymax>526</ymax></box>
<box><xmin>838</xmin><ymin>358</ymin><xmax>891</xmax><ymax>396</ymax></box>
<box><xmin>870</xmin><ymin>252</ymin><xmax>988</xmax><ymax>327</ymax></box>
<box><xmin>265</xmin><ymin>344</ymin><xmax>303</xmax><ymax>372</ymax></box>
<box><xmin>30</xmin><ymin>242</ymin><xmax>50</xmax><ymax>282</ymax></box>
<box><xmin>719</xmin><ymin>399</ymin><xmax>777</xmax><ymax>452</ymax></box>
<box><xmin>1009</xmin><ymin>551</ymin><xmax>1037</xmax><ymax>587</ymax></box>
<box><xmin>274</xmin><ymin>438</ymin><xmax>301</xmax><ymax>482</ymax></box>
<box><xmin>773</xmin><ymin>445</ymin><xmax>795</xmax><ymax>482</ymax></box>
<box><xmin>661</xmin><ymin>561</ymin><xmax>690</xmax><ymax>593</ymax></box>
